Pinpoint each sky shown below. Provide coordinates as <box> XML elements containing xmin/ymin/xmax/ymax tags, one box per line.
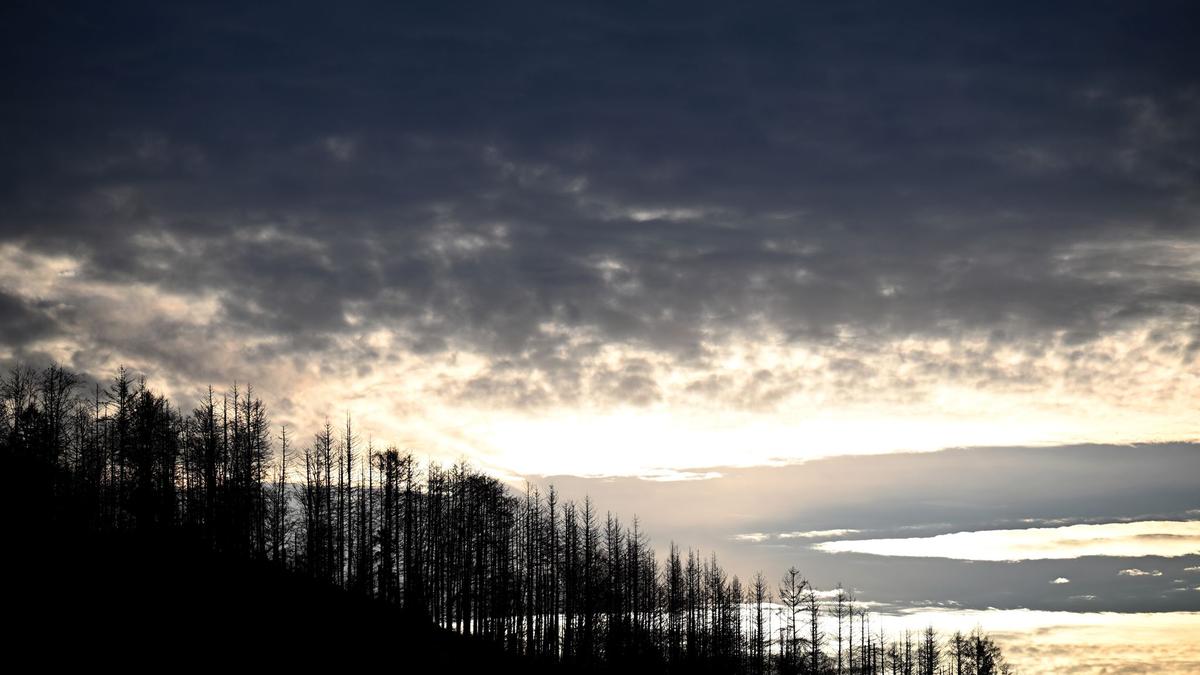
<box><xmin>2</xmin><ymin>2</ymin><xmax>1198</xmax><ymax>671</ymax></box>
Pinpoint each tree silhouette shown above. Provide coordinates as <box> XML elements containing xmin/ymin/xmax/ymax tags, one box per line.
<box><xmin>0</xmin><ymin>362</ymin><xmax>1019</xmax><ymax>675</ymax></box>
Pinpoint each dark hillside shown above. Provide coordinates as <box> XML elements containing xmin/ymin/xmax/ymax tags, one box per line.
<box><xmin>0</xmin><ymin>364</ymin><xmax>1015</xmax><ymax>674</ymax></box>
<box><xmin>3</xmin><ymin>458</ymin><xmax>540</xmax><ymax>672</ymax></box>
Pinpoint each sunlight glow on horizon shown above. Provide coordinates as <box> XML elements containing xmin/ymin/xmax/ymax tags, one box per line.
<box><xmin>878</xmin><ymin>609</ymin><xmax>1200</xmax><ymax>675</ymax></box>
<box><xmin>3</xmin><ymin>244</ymin><xmax>1198</xmax><ymax>479</ymax></box>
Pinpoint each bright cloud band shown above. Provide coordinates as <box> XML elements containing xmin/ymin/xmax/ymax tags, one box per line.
<box><xmin>814</xmin><ymin>520</ymin><xmax>1200</xmax><ymax>561</ymax></box>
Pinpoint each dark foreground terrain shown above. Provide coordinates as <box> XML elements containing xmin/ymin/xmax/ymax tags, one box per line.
<box><xmin>10</xmin><ymin>530</ymin><xmax>543</xmax><ymax>671</ymax></box>
<box><xmin>5</xmin><ymin>470</ymin><xmax>544</xmax><ymax>671</ymax></box>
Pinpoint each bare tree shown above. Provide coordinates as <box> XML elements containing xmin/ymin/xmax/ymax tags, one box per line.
<box><xmin>2</xmin><ymin>360</ymin><xmax>1022</xmax><ymax>675</ymax></box>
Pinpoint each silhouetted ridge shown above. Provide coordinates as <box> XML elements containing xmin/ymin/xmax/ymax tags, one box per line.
<box><xmin>1</xmin><ymin>363</ymin><xmax>1015</xmax><ymax>674</ymax></box>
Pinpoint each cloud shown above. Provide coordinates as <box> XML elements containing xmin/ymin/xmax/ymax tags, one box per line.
<box><xmin>533</xmin><ymin>444</ymin><xmax>1200</xmax><ymax>614</ymax></box>
<box><xmin>814</xmin><ymin>521</ymin><xmax>1200</xmax><ymax>561</ymax></box>
<box><xmin>1119</xmin><ymin>568</ymin><xmax>1164</xmax><ymax>577</ymax></box>
<box><xmin>1052</xmin><ymin>577</ymin><xmax>1071</xmax><ymax>584</ymax></box>
<box><xmin>733</xmin><ymin>529</ymin><xmax>860</xmax><ymax>544</ymax></box>
<box><xmin>779</xmin><ymin>529</ymin><xmax>861</xmax><ymax>540</ymax></box>
<box><xmin>321</xmin><ymin>136</ymin><xmax>358</xmax><ymax>163</ymax></box>
<box><xmin>0</xmin><ymin>3</ymin><xmax>1198</xmax><ymax>477</ymax></box>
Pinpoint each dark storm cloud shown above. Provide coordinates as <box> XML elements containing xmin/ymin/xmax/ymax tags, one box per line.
<box><xmin>1</xmin><ymin>1</ymin><xmax>1199</xmax><ymax>398</ymax></box>
<box><xmin>0</xmin><ymin>290</ymin><xmax>60</xmax><ymax>347</ymax></box>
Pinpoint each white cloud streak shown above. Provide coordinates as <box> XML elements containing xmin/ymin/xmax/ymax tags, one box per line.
<box><xmin>814</xmin><ymin>520</ymin><xmax>1200</xmax><ymax>561</ymax></box>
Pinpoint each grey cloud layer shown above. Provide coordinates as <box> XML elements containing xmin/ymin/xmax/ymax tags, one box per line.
<box><xmin>2</xmin><ymin>1</ymin><xmax>1199</xmax><ymax>405</ymax></box>
<box><xmin>533</xmin><ymin>443</ymin><xmax>1200</xmax><ymax>612</ymax></box>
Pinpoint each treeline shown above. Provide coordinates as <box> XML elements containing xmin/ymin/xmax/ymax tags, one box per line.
<box><xmin>0</xmin><ymin>363</ymin><xmax>1014</xmax><ymax>675</ymax></box>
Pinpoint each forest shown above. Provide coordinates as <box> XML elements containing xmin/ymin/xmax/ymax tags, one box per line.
<box><xmin>0</xmin><ymin>362</ymin><xmax>1015</xmax><ymax>674</ymax></box>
